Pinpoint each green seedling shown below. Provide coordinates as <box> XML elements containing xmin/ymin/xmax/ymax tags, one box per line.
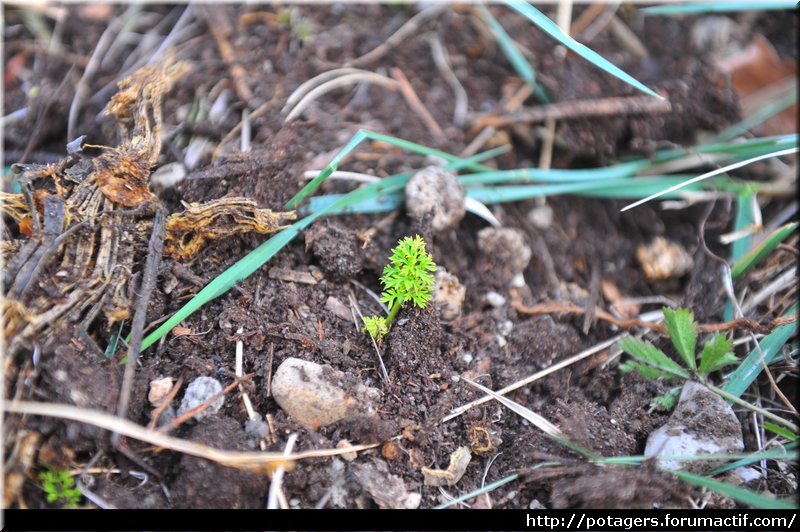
<box><xmin>618</xmin><ymin>307</ymin><xmax>738</xmax><ymax>409</ymax></box>
<box><xmin>39</xmin><ymin>468</ymin><xmax>81</xmax><ymax>508</ymax></box>
<box><xmin>362</xmin><ymin>235</ymin><xmax>436</xmax><ymax>341</ymax></box>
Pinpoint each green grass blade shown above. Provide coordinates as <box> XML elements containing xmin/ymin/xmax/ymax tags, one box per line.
<box><xmin>672</xmin><ymin>470</ymin><xmax>798</xmax><ymax>509</ymax></box>
<box><xmin>709</xmin><ymin>442</ymin><xmax>799</xmax><ymax>475</ymax></box>
<box><xmin>459</xmin><ymin>160</ymin><xmax>651</xmax><ymax>186</ymax></box>
<box><xmin>478</xmin><ymin>5</ymin><xmax>550</xmax><ymax>103</ymax></box>
<box><xmin>731</xmin><ymin>222</ymin><xmax>798</xmax><ymax>279</ymax></box>
<box><xmin>503</xmin><ymin>0</ymin><xmax>662</xmax><ymax>99</ymax></box>
<box><xmin>724</xmin><ymin>190</ymin><xmax>757</xmax><ymax>320</ymax></box>
<box><xmin>761</xmin><ymin>423</ymin><xmax>798</xmax><ymax>442</ymax></box>
<box><xmin>104</xmin><ymin>320</ymin><xmax>126</xmax><ymax>359</ymax></box>
<box><xmin>433</xmin><ymin>473</ymin><xmax>519</xmax><ymax>509</ymax></box>
<box><xmin>285</xmin><ymin>129</ymin><xmax>496</xmax><ymax>209</ymax></box>
<box><xmin>721</xmin><ymin>302</ymin><xmax>799</xmax><ymax>398</ymax></box>
<box><xmin>285</xmin><ymin>129</ymin><xmax>368</xmax><ymax>209</ymax></box>
<box><xmin>663</xmin><ymin>307</ymin><xmax>698</xmax><ymax>370</ymax></box>
<box><xmin>643</xmin><ymin>2</ymin><xmax>797</xmax><ymax>15</ymax></box>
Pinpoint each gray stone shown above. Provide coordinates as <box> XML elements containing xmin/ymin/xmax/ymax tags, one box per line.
<box><xmin>405</xmin><ymin>166</ymin><xmax>465</xmax><ymax>232</ymax></box>
<box><xmin>645</xmin><ymin>381</ymin><xmax>744</xmax><ymax>474</ymax></box>
<box><xmin>178</xmin><ymin>376</ymin><xmax>224</xmax><ymax>421</ymax></box>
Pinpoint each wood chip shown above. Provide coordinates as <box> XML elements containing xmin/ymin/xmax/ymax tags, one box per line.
<box><xmin>421</xmin><ymin>446</ymin><xmax>472</xmax><ymax>487</ymax></box>
<box><xmin>268</xmin><ymin>267</ymin><xmax>318</xmax><ymax>285</ymax></box>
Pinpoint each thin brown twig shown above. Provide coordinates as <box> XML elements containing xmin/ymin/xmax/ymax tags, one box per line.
<box><xmin>156</xmin><ymin>373</ymin><xmax>255</xmax><ymax>433</ymax></box>
<box><xmin>344</xmin><ymin>4</ymin><xmax>447</xmax><ymax>68</ymax></box>
<box><xmin>390</xmin><ymin>67</ymin><xmax>445</xmax><ymax>140</ymax></box>
<box><xmin>391</xmin><ymin>67</ymin><xmax>444</xmax><ymax>138</ymax></box>
<box><xmin>198</xmin><ymin>6</ymin><xmax>253</xmax><ymax>104</ymax></box>
<box><xmin>212</xmin><ymin>87</ymin><xmax>283</xmax><ymax>161</ymax></box>
<box><xmin>512</xmin><ymin>300</ymin><xmax>798</xmax><ymax>336</ymax></box>
<box><xmin>147</xmin><ymin>372</ymin><xmax>186</xmax><ymax>431</ymax></box>
<box><xmin>471</xmin><ymin>94</ymin><xmax>671</xmax><ymax>129</ymax></box>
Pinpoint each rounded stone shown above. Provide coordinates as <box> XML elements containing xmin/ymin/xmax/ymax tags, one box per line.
<box><xmin>405</xmin><ymin>166</ymin><xmax>465</xmax><ymax>232</ymax></box>
<box><xmin>178</xmin><ymin>376</ymin><xmax>224</xmax><ymax>421</ymax></box>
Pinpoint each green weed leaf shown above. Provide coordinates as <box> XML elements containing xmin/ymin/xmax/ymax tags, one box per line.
<box><xmin>651</xmin><ymin>387</ymin><xmax>681</xmax><ymax>410</ymax></box>
<box><xmin>699</xmin><ymin>333</ymin><xmax>737</xmax><ymax>376</ymax></box>
<box><xmin>362</xmin><ymin>316</ymin><xmax>388</xmax><ymax>342</ymax></box>
<box><xmin>619</xmin><ymin>337</ymin><xmax>689</xmax><ymax>378</ymax></box>
<box><xmin>663</xmin><ymin>307</ymin><xmax>698</xmax><ymax>370</ymax></box>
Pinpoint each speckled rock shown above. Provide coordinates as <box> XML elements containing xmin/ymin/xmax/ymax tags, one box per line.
<box><xmin>432</xmin><ymin>268</ymin><xmax>465</xmax><ymax>320</ymax></box>
<box><xmin>405</xmin><ymin>166</ymin><xmax>465</xmax><ymax>232</ymax></box>
<box><xmin>645</xmin><ymin>381</ymin><xmax>744</xmax><ymax>474</ymax></box>
<box><xmin>477</xmin><ymin>227</ymin><xmax>532</xmax><ymax>284</ymax></box>
<box><xmin>272</xmin><ymin>357</ymin><xmax>380</xmax><ymax>430</ymax></box>
<box><xmin>178</xmin><ymin>376</ymin><xmax>224</xmax><ymax>421</ymax></box>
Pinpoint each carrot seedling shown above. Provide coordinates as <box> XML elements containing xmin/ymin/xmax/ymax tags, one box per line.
<box><xmin>362</xmin><ymin>235</ymin><xmax>436</xmax><ymax>341</ymax></box>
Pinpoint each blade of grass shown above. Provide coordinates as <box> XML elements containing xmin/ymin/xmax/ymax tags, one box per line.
<box><xmin>730</xmin><ymin>222</ymin><xmax>798</xmax><ymax>279</ymax></box>
<box><xmin>621</xmin><ymin>146</ymin><xmax>800</xmax><ymax>211</ymax></box>
<box><xmin>721</xmin><ymin>302</ymin><xmax>799</xmax><ymax>399</ymax></box>
<box><xmin>672</xmin><ymin>470</ymin><xmax>797</xmax><ymax>509</ymax></box>
<box><xmin>285</xmin><ymin>129</ymin><xmax>495</xmax><ymax>209</ymax></box>
<box><xmin>643</xmin><ymin>2</ymin><xmax>797</xmax><ymax>16</ymax></box>
<box><xmin>433</xmin><ymin>473</ymin><xmax>520</xmax><ymax>509</ymax></box>
<box><xmin>477</xmin><ymin>5</ymin><xmax>550</xmax><ymax>103</ymax></box>
<box><xmin>708</xmin><ymin>442</ymin><xmax>798</xmax><ymax>475</ymax></box>
<box><xmin>761</xmin><ymin>423</ymin><xmax>797</xmax><ymax>442</ymax></box>
<box><xmin>503</xmin><ymin>0</ymin><xmax>662</xmax><ymax>99</ymax></box>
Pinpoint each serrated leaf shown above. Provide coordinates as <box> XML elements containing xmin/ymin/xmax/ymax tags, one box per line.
<box><xmin>651</xmin><ymin>387</ymin><xmax>681</xmax><ymax>410</ymax></box>
<box><xmin>619</xmin><ymin>337</ymin><xmax>689</xmax><ymax>378</ymax></box>
<box><xmin>699</xmin><ymin>333</ymin><xmax>737</xmax><ymax>376</ymax></box>
<box><xmin>624</xmin><ymin>360</ymin><xmax>678</xmax><ymax>380</ymax></box>
<box><xmin>663</xmin><ymin>307</ymin><xmax>698</xmax><ymax>370</ymax></box>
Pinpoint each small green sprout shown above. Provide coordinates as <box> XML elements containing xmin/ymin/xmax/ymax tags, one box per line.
<box><xmin>39</xmin><ymin>468</ymin><xmax>81</xmax><ymax>508</ymax></box>
<box><xmin>362</xmin><ymin>235</ymin><xmax>437</xmax><ymax>341</ymax></box>
<box><xmin>618</xmin><ymin>307</ymin><xmax>738</xmax><ymax>409</ymax></box>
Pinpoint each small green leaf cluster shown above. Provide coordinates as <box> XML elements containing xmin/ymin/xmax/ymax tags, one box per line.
<box><xmin>362</xmin><ymin>235</ymin><xmax>436</xmax><ymax>341</ymax></box>
<box><xmin>619</xmin><ymin>307</ymin><xmax>738</xmax><ymax>409</ymax></box>
<box><xmin>39</xmin><ymin>468</ymin><xmax>81</xmax><ymax>508</ymax></box>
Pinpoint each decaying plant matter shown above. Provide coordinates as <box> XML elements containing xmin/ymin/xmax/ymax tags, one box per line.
<box><xmin>1</xmin><ymin>58</ymin><xmax>293</xmax><ymax>359</ymax></box>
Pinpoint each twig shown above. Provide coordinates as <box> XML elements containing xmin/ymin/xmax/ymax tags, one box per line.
<box><xmin>428</xmin><ymin>34</ymin><xmax>468</xmax><ymax>127</ymax></box>
<box><xmin>67</xmin><ymin>15</ymin><xmax>124</xmax><ymax>139</ymax></box>
<box><xmin>147</xmin><ymin>371</ymin><xmax>186</xmax><ymax>431</ymax></box>
<box><xmin>197</xmin><ymin>6</ymin><xmax>253</xmax><ymax>104</ymax></box>
<box><xmin>267</xmin><ymin>433</ymin><xmax>298</xmax><ymax>509</ymax></box>
<box><xmin>390</xmin><ymin>67</ymin><xmax>444</xmax><ymax>139</ymax></box>
<box><xmin>472</xmin><ymin>94</ymin><xmax>671</xmax><ymax>129</ymax></box>
<box><xmin>511</xmin><ymin>300</ymin><xmax>798</xmax><ymax>336</ymax></box>
<box><xmin>112</xmin><ymin>208</ymin><xmax>164</xmax><ymax>441</ymax></box>
<box><xmin>284</xmin><ymin>72</ymin><xmax>399</xmax><ymax>122</ymax></box>
<box><xmin>156</xmin><ymin>373</ymin><xmax>254</xmax><ymax>434</ymax></box>
<box><xmin>344</xmin><ymin>4</ymin><xmax>447</xmax><ymax>68</ymax></box>
<box><xmin>4</xmin><ymin>401</ymin><xmax>380</xmax><ymax>474</ymax></box>
<box><xmin>442</xmin><ymin>335</ymin><xmax>624</xmax><ymax>423</ymax></box>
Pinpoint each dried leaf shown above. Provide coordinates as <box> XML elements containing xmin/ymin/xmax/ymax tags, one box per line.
<box><xmin>421</xmin><ymin>446</ymin><xmax>472</xmax><ymax>487</ymax></box>
<box><xmin>164</xmin><ymin>197</ymin><xmax>296</xmax><ymax>259</ymax></box>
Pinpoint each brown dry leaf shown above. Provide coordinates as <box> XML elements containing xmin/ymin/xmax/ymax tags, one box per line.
<box><xmin>421</xmin><ymin>446</ymin><xmax>472</xmax><ymax>487</ymax></box>
<box><xmin>95</xmin><ymin>60</ymin><xmax>190</xmax><ymax>207</ymax></box>
<box><xmin>164</xmin><ymin>197</ymin><xmax>296</xmax><ymax>259</ymax></box>
<box><xmin>601</xmin><ymin>280</ymin><xmax>640</xmax><ymax>319</ymax></box>
<box><xmin>718</xmin><ymin>34</ymin><xmax>797</xmax><ymax>136</ymax></box>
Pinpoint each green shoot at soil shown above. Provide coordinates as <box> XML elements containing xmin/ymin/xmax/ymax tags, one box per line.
<box><xmin>39</xmin><ymin>468</ymin><xmax>81</xmax><ymax>508</ymax></box>
<box><xmin>362</xmin><ymin>235</ymin><xmax>436</xmax><ymax>342</ymax></box>
<box><xmin>619</xmin><ymin>307</ymin><xmax>738</xmax><ymax>409</ymax></box>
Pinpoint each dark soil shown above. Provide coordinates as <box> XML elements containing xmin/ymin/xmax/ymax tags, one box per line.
<box><xmin>3</xmin><ymin>4</ymin><xmax>796</xmax><ymax>510</ymax></box>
